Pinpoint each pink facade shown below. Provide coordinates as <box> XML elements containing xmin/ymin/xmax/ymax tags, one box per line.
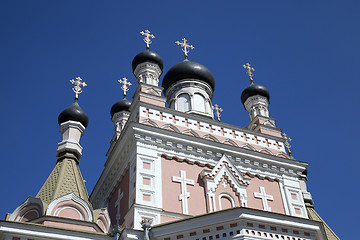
<box><xmin>162</xmin><ymin>156</ymin><xmax>210</xmax><ymax>215</ymax></box>
<box><xmin>108</xmin><ymin>169</ymin><xmax>130</xmax><ymax>225</ymax></box>
<box><xmin>161</xmin><ymin>155</ymin><xmax>286</xmax><ymax>218</ymax></box>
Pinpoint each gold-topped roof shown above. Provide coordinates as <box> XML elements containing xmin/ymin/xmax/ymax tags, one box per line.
<box><xmin>175</xmin><ymin>38</ymin><xmax>194</xmax><ymax>59</ymax></box>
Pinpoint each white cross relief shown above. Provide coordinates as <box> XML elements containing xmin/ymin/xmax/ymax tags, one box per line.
<box><xmin>115</xmin><ymin>188</ymin><xmax>124</xmax><ymax>225</ymax></box>
<box><xmin>222</xmin><ymin>181</ymin><xmax>228</xmax><ymax>188</ymax></box>
<box><xmin>172</xmin><ymin>170</ymin><xmax>194</xmax><ymax>214</ymax></box>
<box><xmin>254</xmin><ymin>186</ymin><xmax>274</xmax><ymax>212</ymax></box>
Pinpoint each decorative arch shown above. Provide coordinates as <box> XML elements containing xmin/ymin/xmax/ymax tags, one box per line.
<box><xmin>218</xmin><ymin>193</ymin><xmax>236</xmax><ymax>210</ymax></box>
<box><xmin>182</xmin><ymin>129</ymin><xmax>200</xmax><ymax>138</ymax></box>
<box><xmin>46</xmin><ymin>193</ymin><xmax>93</xmax><ymax>222</ymax></box>
<box><xmin>193</xmin><ymin>93</ymin><xmax>206</xmax><ymax>112</ymax></box>
<box><xmin>176</xmin><ymin>93</ymin><xmax>191</xmax><ymax>112</ymax></box>
<box><xmin>259</xmin><ymin>148</ymin><xmax>274</xmax><ymax>155</ymax></box>
<box><xmin>9</xmin><ymin>196</ymin><xmax>43</xmax><ymax>222</ymax></box>
<box><xmin>276</xmin><ymin>152</ymin><xmax>290</xmax><ymax>159</ymax></box>
<box><xmin>201</xmin><ymin>155</ymin><xmax>250</xmax><ymax>212</ymax></box>
<box><xmin>141</xmin><ymin>119</ymin><xmax>159</xmax><ymax>128</ymax></box>
<box><xmin>145</xmin><ymin>87</ymin><xmax>160</xmax><ymax>96</ymax></box>
<box><xmin>161</xmin><ymin>124</ymin><xmax>180</xmax><ymax>133</ymax></box>
<box><xmin>95</xmin><ymin>208</ymin><xmax>111</xmax><ymax>233</ymax></box>
<box><xmin>240</xmin><ymin>143</ymin><xmax>256</xmax><ymax>151</ymax></box>
<box><xmin>222</xmin><ymin>139</ymin><xmax>238</xmax><ymax>146</ymax></box>
<box><xmin>203</xmin><ymin>134</ymin><xmax>219</xmax><ymax>142</ymax></box>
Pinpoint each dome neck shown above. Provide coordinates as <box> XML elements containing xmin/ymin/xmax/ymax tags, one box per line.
<box><xmin>56</xmin><ymin>120</ymin><xmax>86</xmax><ymax>162</ymax></box>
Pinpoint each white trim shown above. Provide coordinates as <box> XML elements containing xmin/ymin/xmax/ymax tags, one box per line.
<box><xmin>9</xmin><ymin>196</ymin><xmax>43</xmax><ymax>221</ymax></box>
<box><xmin>46</xmin><ymin>193</ymin><xmax>93</xmax><ymax>221</ymax></box>
<box><xmin>218</xmin><ymin>193</ymin><xmax>235</xmax><ymax>210</ymax></box>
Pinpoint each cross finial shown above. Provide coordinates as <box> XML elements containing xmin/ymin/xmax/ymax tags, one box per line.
<box><xmin>212</xmin><ymin>104</ymin><xmax>223</xmax><ymax>122</ymax></box>
<box><xmin>282</xmin><ymin>132</ymin><xmax>292</xmax><ymax>155</ymax></box>
<box><xmin>243</xmin><ymin>63</ymin><xmax>255</xmax><ymax>83</ymax></box>
<box><xmin>70</xmin><ymin>76</ymin><xmax>87</xmax><ymax>100</ymax></box>
<box><xmin>175</xmin><ymin>38</ymin><xmax>195</xmax><ymax>59</ymax></box>
<box><xmin>140</xmin><ymin>29</ymin><xmax>155</xmax><ymax>49</ymax></box>
<box><xmin>118</xmin><ymin>77</ymin><xmax>132</xmax><ymax>97</ymax></box>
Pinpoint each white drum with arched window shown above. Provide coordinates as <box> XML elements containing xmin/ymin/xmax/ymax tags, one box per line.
<box><xmin>193</xmin><ymin>93</ymin><xmax>206</xmax><ymax>112</ymax></box>
<box><xmin>177</xmin><ymin>93</ymin><xmax>190</xmax><ymax>112</ymax></box>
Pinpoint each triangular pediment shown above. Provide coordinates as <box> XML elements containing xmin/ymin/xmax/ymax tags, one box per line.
<box><xmin>201</xmin><ymin>155</ymin><xmax>250</xmax><ymax>191</ymax></box>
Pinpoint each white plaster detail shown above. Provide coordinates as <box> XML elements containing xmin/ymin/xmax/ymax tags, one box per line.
<box><xmin>254</xmin><ymin>186</ymin><xmax>274</xmax><ymax>212</ymax></box>
<box><xmin>115</xmin><ymin>188</ymin><xmax>124</xmax><ymax>225</ymax></box>
<box><xmin>218</xmin><ymin>193</ymin><xmax>236</xmax><ymax>210</ymax></box>
<box><xmin>9</xmin><ymin>196</ymin><xmax>43</xmax><ymax>221</ymax></box>
<box><xmin>56</xmin><ymin>120</ymin><xmax>85</xmax><ymax>157</ymax></box>
<box><xmin>46</xmin><ymin>193</ymin><xmax>93</xmax><ymax>221</ymax></box>
<box><xmin>172</xmin><ymin>170</ymin><xmax>195</xmax><ymax>214</ymax></box>
<box><xmin>140</xmin><ymin>118</ymin><xmax>159</xmax><ymax>127</ymax></box>
<box><xmin>201</xmin><ymin>155</ymin><xmax>250</xmax><ymax>211</ymax></box>
<box><xmin>161</xmin><ymin>124</ymin><xmax>180</xmax><ymax>133</ymax></box>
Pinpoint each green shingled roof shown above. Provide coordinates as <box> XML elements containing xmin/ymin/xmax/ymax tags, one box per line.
<box><xmin>36</xmin><ymin>158</ymin><xmax>90</xmax><ymax>205</ymax></box>
<box><xmin>306</xmin><ymin>203</ymin><xmax>339</xmax><ymax>240</ymax></box>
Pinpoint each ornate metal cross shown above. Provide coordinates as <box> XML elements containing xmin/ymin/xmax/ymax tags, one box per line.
<box><xmin>140</xmin><ymin>30</ymin><xmax>155</xmax><ymax>49</ymax></box>
<box><xmin>70</xmin><ymin>77</ymin><xmax>87</xmax><ymax>100</ymax></box>
<box><xmin>118</xmin><ymin>77</ymin><xmax>132</xmax><ymax>97</ymax></box>
<box><xmin>175</xmin><ymin>38</ymin><xmax>194</xmax><ymax>59</ymax></box>
<box><xmin>282</xmin><ymin>132</ymin><xmax>292</xmax><ymax>155</ymax></box>
<box><xmin>213</xmin><ymin>104</ymin><xmax>223</xmax><ymax>122</ymax></box>
<box><xmin>243</xmin><ymin>63</ymin><xmax>255</xmax><ymax>83</ymax></box>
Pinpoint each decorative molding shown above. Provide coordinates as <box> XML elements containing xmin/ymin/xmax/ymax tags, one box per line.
<box><xmin>46</xmin><ymin>193</ymin><xmax>93</xmax><ymax>222</ymax></box>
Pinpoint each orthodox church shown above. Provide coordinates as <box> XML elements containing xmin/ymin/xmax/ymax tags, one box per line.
<box><xmin>0</xmin><ymin>31</ymin><xmax>339</xmax><ymax>240</ymax></box>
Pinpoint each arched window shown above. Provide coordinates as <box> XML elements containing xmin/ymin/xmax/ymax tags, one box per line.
<box><xmin>177</xmin><ymin>94</ymin><xmax>190</xmax><ymax>112</ymax></box>
<box><xmin>218</xmin><ymin>193</ymin><xmax>235</xmax><ymax>210</ymax></box>
<box><xmin>193</xmin><ymin>93</ymin><xmax>205</xmax><ymax>112</ymax></box>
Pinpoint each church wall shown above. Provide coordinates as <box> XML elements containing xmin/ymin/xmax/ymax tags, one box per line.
<box><xmin>246</xmin><ymin>176</ymin><xmax>286</xmax><ymax>214</ymax></box>
<box><xmin>162</xmin><ymin>157</ymin><xmax>211</xmax><ymax>216</ymax></box>
<box><xmin>108</xmin><ymin>169</ymin><xmax>130</xmax><ymax>226</ymax></box>
<box><xmin>214</xmin><ymin>178</ymin><xmax>242</xmax><ymax>211</ymax></box>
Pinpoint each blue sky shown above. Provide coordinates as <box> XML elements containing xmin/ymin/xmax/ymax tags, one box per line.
<box><xmin>0</xmin><ymin>1</ymin><xmax>359</xmax><ymax>238</ymax></box>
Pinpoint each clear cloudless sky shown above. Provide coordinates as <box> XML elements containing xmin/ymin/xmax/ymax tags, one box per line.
<box><xmin>0</xmin><ymin>1</ymin><xmax>359</xmax><ymax>238</ymax></box>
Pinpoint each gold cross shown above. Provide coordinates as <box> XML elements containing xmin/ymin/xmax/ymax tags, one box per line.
<box><xmin>175</xmin><ymin>38</ymin><xmax>194</xmax><ymax>59</ymax></box>
<box><xmin>282</xmin><ymin>132</ymin><xmax>292</xmax><ymax>155</ymax></box>
<box><xmin>212</xmin><ymin>104</ymin><xmax>223</xmax><ymax>122</ymax></box>
<box><xmin>140</xmin><ymin>30</ymin><xmax>155</xmax><ymax>49</ymax></box>
<box><xmin>118</xmin><ymin>77</ymin><xmax>132</xmax><ymax>97</ymax></box>
<box><xmin>243</xmin><ymin>63</ymin><xmax>255</xmax><ymax>83</ymax></box>
<box><xmin>70</xmin><ymin>77</ymin><xmax>87</xmax><ymax>100</ymax></box>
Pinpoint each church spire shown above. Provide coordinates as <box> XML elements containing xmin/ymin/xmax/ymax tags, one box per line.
<box><xmin>241</xmin><ymin>63</ymin><xmax>282</xmax><ymax>137</ymax></box>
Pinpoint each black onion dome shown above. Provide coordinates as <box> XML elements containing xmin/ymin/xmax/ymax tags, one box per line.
<box><xmin>58</xmin><ymin>101</ymin><xmax>89</xmax><ymax>128</ymax></box>
<box><xmin>132</xmin><ymin>50</ymin><xmax>164</xmax><ymax>72</ymax></box>
<box><xmin>111</xmin><ymin>98</ymin><xmax>132</xmax><ymax>117</ymax></box>
<box><xmin>241</xmin><ymin>83</ymin><xmax>270</xmax><ymax>105</ymax></box>
<box><xmin>162</xmin><ymin>60</ymin><xmax>215</xmax><ymax>93</ymax></box>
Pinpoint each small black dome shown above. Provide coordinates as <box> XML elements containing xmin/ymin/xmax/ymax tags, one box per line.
<box><xmin>132</xmin><ymin>50</ymin><xmax>164</xmax><ymax>72</ymax></box>
<box><xmin>162</xmin><ymin>60</ymin><xmax>215</xmax><ymax>94</ymax></box>
<box><xmin>58</xmin><ymin>101</ymin><xmax>89</xmax><ymax>128</ymax></box>
<box><xmin>241</xmin><ymin>83</ymin><xmax>270</xmax><ymax>105</ymax></box>
<box><xmin>111</xmin><ymin>98</ymin><xmax>131</xmax><ymax>117</ymax></box>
